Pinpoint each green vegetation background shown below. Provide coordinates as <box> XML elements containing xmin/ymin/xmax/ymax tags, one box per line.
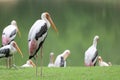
<box><xmin>0</xmin><ymin>0</ymin><xmax>120</xmax><ymax>66</ymax></box>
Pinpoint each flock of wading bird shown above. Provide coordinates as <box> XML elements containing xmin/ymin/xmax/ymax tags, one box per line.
<box><xmin>0</xmin><ymin>12</ymin><xmax>112</xmax><ymax>76</ymax></box>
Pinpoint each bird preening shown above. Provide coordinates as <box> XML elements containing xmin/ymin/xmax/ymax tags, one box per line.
<box><xmin>98</xmin><ymin>56</ymin><xmax>112</xmax><ymax>66</ymax></box>
<box><xmin>54</xmin><ymin>50</ymin><xmax>70</xmax><ymax>67</ymax></box>
<box><xmin>48</xmin><ymin>50</ymin><xmax>71</xmax><ymax>67</ymax></box>
<box><xmin>28</xmin><ymin>12</ymin><xmax>58</xmax><ymax>76</ymax></box>
<box><xmin>84</xmin><ymin>35</ymin><xmax>99</xmax><ymax>66</ymax></box>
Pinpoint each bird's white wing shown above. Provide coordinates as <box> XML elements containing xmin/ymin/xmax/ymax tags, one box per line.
<box><xmin>28</xmin><ymin>20</ymin><xmax>46</xmax><ymax>40</ymax></box>
<box><xmin>85</xmin><ymin>46</ymin><xmax>97</xmax><ymax>65</ymax></box>
<box><xmin>3</xmin><ymin>25</ymin><xmax>17</xmax><ymax>38</ymax></box>
<box><xmin>99</xmin><ymin>61</ymin><xmax>109</xmax><ymax>66</ymax></box>
<box><xmin>54</xmin><ymin>55</ymin><xmax>61</xmax><ymax>67</ymax></box>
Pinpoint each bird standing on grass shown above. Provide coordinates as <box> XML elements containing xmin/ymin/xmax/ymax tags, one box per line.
<box><xmin>84</xmin><ymin>35</ymin><xmax>99</xmax><ymax>66</ymax></box>
<box><xmin>28</xmin><ymin>12</ymin><xmax>58</xmax><ymax>76</ymax></box>
<box><xmin>1</xmin><ymin>20</ymin><xmax>21</xmax><ymax>68</ymax></box>
<box><xmin>0</xmin><ymin>41</ymin><xmax>23</xmax><ymax>68</ymax></box>
<box><xmin>54</xmin><ymin>50</ymin><xmax>70</xmax><ymax>67</ymax></box>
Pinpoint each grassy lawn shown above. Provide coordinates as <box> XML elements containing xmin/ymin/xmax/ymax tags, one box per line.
<box><xmin>0</xmin><ymin>66</ymin><xmax>120</xmax><ymax>80</ymax></box>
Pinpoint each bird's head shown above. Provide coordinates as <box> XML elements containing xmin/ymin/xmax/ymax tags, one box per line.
<box><xmin>41</xmin><ymin>12</ymin><xmax>58</xmax><ymax>34</ymax></box>
<box><xmin>11</xmin><ymin>41</ymin><xmax>23</xmax><ymax>58</ymax></box>
<box><xmin>11</xmin><ymin>20</ymin><xmax>21</xmax><ymax>37</ymax></box>
<box><xmin>62</xmin><ymin>50</ymin><xmax>70</xmax><ymax>60</ymax></box>
<box><xmin>50</xmin><ymin>52</ymin><xmax>54</xmax><ymax>63</ymax></box>
<box><xmin>27</xmin><ymin>60</ymin><xmax>36</xmax><ymax>67</ymax></box>
<box><xmin>98</xmin><ymin>56</ymin><xmax>102</xmax><ymax>62</ymax></box>
<box><xmin>11</xmin><ymin>20</ymin><xmax>17</xmax><ymax>25</ymax></box>
<box><xmin>94</xmin><ymin>35</ymin><xmax>99</xmax><ymax>42</ymax></box>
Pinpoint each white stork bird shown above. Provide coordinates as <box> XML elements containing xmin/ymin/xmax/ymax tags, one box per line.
<box><xmin>0</xmin><ymin>41</ymin><xmax>23</xmax><ymax>68</ymax></box>
<box><xmin>54</xmin><ymin>50</ymin><xmax>70</xmax><ymax>67</ymax></box>
<box><xmin>98</xmin><ymin>56</ymin><xmax>111</xmax><ymax>67</ymax></box>
<box><xmin>84</xmin><ymin>35</ymin><xmax>99</xmax><ymax>66</ymax></box>
<box><xmin>28</xmin><ymin>12</ymin><xmax>58</xmax><ymax>76</ymax></box>
<box><xmin>21</xmin><ymin>60</ymin><xmax>36</xmax><ymax>68</ymax></box>
<box><xmin>2</xmin><ymin>20</ymin><xmax>21</xmax><ymax>46</ymax></box>
<box><xmin>48</xmin><ymin>52</ymin><xmax>55</xmax><ymax>67</ymax></box>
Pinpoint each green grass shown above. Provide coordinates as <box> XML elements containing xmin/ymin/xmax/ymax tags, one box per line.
<box><xmin>0</xmin><ymin>66</ymin><xmax>120</xmax><ymax>80</ymax></box>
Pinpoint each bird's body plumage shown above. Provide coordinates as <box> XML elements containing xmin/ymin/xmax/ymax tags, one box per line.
<box><xmin>99</xmin><ymin>61</ymin><xmax>109</xmax><ymax>66</ymax></box>
<box><xmin>2</xmin><ymin>20</ymin><xmax>20</xmax><ymax>46</ymax></box>
<box><xmin>28</xmin><ymin>20</ymin><xmax>48</xmax><ymax>59</ymax></box>
<box><xmin>85</xmin><ymin>45</ymin><xmax>98</xmax><ymax>66</ymax></box>
<box><xmin>48</xmin><ymin>63</ymin><xmax>55</xmax><ymax>67</ymax></box>
<box><xmin>2</xmin><ymin>24</ymin><xmax>17</xmax><ymax>46</ymax></box>
<box><xmin>0</xmin><ymin>41</ymin><xmax>17</xmax><ymax>58</ymax></box>
<box><xmin>54</xmin><ymin>54</ymin><xmax>66</xmax><ymax>67</ymax></box>
<box><xmin>28</xmin><ymin>12</ymin><xmax>58</xmax><ymax>60</ymax></box>
<box><xmin>54</xmin><ymin>50</ymin><xmax>70</xmax><ymax>67</ymax></box>
<box><xmin>84</xmin><ymin>36</ymin><xmax>99</xmax><ymax>66</ymax></box>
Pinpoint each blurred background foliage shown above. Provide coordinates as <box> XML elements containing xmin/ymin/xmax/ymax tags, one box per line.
<box><xmin>0</xmin><ymin>0</ymin><xmax>120</xmax><ymax>66</ymax></box>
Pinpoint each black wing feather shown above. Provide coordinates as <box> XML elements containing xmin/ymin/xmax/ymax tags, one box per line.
<box><xmin>0</xmin><ymin>48</ymin><xmax>11</xmax><ymax>58</ymax></box>
<box><xmin>10</xmin><ymin>29</ymin><xmax>17</xmax><ymax>37</ymax></box>
<box><xmin>60</xmin><ymin>56</ymin><xmax>65</xmax><ymax>67</ymax></box>
<box><xmin>35</xmin><ymin>23</ymin><xmax>47</xmax><ymax>40</ymax></box>
<box><xmin>29</xmin><ymin>23</ymin><xmax>48</xmax><ymax>59</ymax></box>
<box><xmin>92</xmin><ymin>50</ymin><xmax>98</xmax><ymax>66</ymax></box>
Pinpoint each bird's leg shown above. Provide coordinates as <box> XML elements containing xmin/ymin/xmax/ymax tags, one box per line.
<box><xmin>40</xmin><ymin>45</ymin><xmax>43</xmax><ymax>77</ymax></box>
<box><xmin>9</xmin><ymin>57</ymin><xmax>12</xmax><ymax>68</ymax></box>
<box><xmin>5</xmin><ymin>58</ymin><xmax>8</xmax><ymax>68</ymax></box>
<box><xmin>11</xmin><ymin>54</ymin><xmax>15</xmax><ymax>68</ymax></box>
<box><xmin>35</xmin><ymin>55</ymin><xmax>38</xmax><ymax>76</ymax></box>
<box><xmin>6</xmin><ymin>58</ymin><xmax>9</xmax><ymax>68</ymax></box>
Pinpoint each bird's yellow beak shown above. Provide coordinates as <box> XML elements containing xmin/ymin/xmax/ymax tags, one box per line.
<box><xmin>17</xmin><ymin>26</ymin><xmax>21</xmax><ymax>37</ymax></box>
<box><xmin>46</xmin><ymin>13</ymin><xmax>58</xmax><ymax>34</ymax></box>
<box><xmin>29</xmin><ymin>60</ymin><xmax>36</xmax><ymax>67</ymax></box>
<box><xmin>63</xmin><ymin>52</ymin><xmax>70</xmax><ymax>60</ymax></box>
<box><xmin>13</xmin><ymin>42</ymin><xmax>23</xmax><ymax>58</ymax></box>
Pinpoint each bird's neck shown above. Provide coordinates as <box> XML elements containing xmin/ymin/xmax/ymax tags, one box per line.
<box><xmin>10</xmin><ymin>45</ymin><xmax>16</xmax><ymax>53</ymax></box>
<box><xmin>50</xmin><ymin>55</ymin><xmax>54</xmax><ymax>64</ymax></box>
<box><xmin>42</xmin><ymin>17</ymin><xmax>50</xmax><ymax>29</ymax></box>
<box><xmin>93</xmin><ymin>40</ymin><xmax>97</xmax><ymax>47</ymax></box>
<box><xmin>99</xmin><ymin>59</ymin><xmax>103</xmax><ymax>62</ymax></box>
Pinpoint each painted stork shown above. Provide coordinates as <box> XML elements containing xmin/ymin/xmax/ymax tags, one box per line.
<box><xmin>28</xmin><ymin>12</ymin><xmax>58</xmax><ymax>76</ymax></box>
<box><xmin>0</xmin><ymin>41</ymin><xmax>23</xmax><ymax>68</ymax></box>
<box><xmin>54</xmin><ymin>50</ymin><xmax>70</xmax><ymax>67</ymax></box>
<box><xmin>2</xmin><ymin>20</ymin><xmax>21</xmax><ymax>46</ymax></box>
<box><xmin>48</xmin><ymin>52</ymin><xmax>55</xmax><ymax>67</ymax></box>
<box><xmin>98</xmin><ymin>56</ymin><xmax>111</xmax><ymax>67</ymax></box>
<box><xmin>84</xmin><ymin>35</ymin><xmax>99</xmax><ymax>66</ymax></box>
<box><xmin>21</xmin><ymin>60</ymin><xmax>36</xmax><ymax>68</ymax></box>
